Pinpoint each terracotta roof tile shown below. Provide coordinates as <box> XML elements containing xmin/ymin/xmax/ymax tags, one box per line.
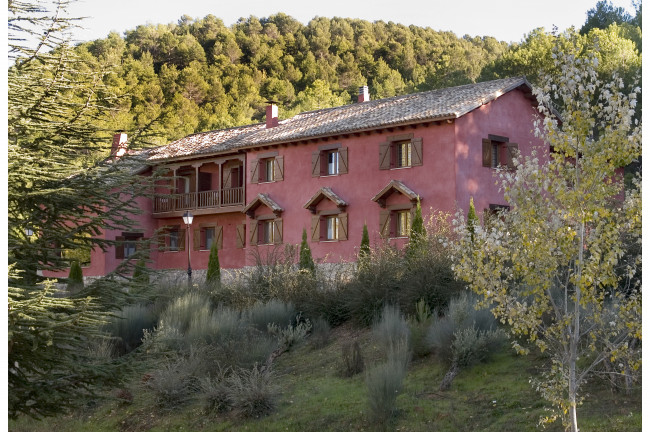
<box><xmin>146</xmin><ymin>77</ymin><xmax>530</xmax><ymax>162</ymax></box>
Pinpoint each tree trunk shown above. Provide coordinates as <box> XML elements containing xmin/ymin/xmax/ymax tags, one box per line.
<box><xmin>439</xmin><ymin>362</ymin><xmax>459</xmax><ymax>391</ymax></box>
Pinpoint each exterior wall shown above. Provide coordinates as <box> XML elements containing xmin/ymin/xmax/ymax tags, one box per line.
<box><xmin>45</xmin><ymin>87</ymin><xmax>548</xmax><ymax>277</ymax></box>
<box><xmin>245</xmin><ymin>121</ymin><xmax>458</xmax><ymax>265</ymax></box>
<box><xmin>454</xmin><ymin>89</ymin><xmax>546</xmax><ymax>218</ymax></box>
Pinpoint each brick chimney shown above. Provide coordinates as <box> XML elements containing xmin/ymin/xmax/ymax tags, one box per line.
<box><xmin>266</xmin><ymin>102</ymin><xmax>279</xmax><ymax>128</ymax></box>
<box><xmin>111</xmin><ymin>132</ymin><xmax>128</xmax><ymax>157</ymax></box>
<box><xmin>358</xmin><ymin>86</ymin><xmax>370</xmax><ymax>103</ymax></box>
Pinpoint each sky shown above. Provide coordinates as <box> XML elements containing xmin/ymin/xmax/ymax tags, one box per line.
<box><xmin>66</xmin><ymin>0</ymin><xmax>638</xmax><ymax>44</ymax></box>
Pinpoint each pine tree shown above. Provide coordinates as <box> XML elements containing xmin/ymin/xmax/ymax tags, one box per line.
<box><xmin>466</xmin><ymin>197</ymin><xmax>479</xmax><ymax>242</ymax></box>
<box><xmin>299</xmin><ymin>228</ymin><xmax>316</xmax><ymax>273</ymax></box>
<box><xmin>358</xmin><ymin>223</ymin><xmax>370</xmax><ymax>267</ymax></box>
<box><xmin>206</xmin><ymin>241</ymin><xmax>221</xmax><ymax>286</ymax></box>
<box><xmin>8</xmin><ymin>0</ymin><xmax>152</xmax><ymax>419</ymax></box>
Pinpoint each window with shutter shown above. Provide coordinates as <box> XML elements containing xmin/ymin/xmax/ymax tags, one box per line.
<box><xmin>379</xmin><ymin>135</ymin><xmax>423</xmax><ymax>169</ymax></box>
<box><xmin>482</xmin><ymin>135</ymin><xmax>516</xmax><ymax>169</ymax></box>
<box><xmin>117</xmin><ymin>233</ymin><xmax>143</xmax><ymax>259</ymax></box>
<box><xmin>313</xmin><ymin>146</ymin><xmax>347</xmax><ymax>177</ymax></box>
<box><xmin>236</xmin><ymin>224</ymin><xmax>246</xmax><ymax>249</ymax></box>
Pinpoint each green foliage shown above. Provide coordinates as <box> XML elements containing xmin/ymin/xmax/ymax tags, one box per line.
<box><xmin>358</xmin><ymin>223</ymin><xmax>370</xmax><ymax>267</ymax></box>
<box><xmin>298</xmin><ymin>228</ymin><xmax>315</xmax><ymax>273</ymax></box>
<box><xmin>245</xmin><ymin>299</ymin><xmax>297</xmax><ymax>333</ymax></box>
<box><xmin>226</xmin><ymin>365</ymin><xmax>278</xmax><ymax>419</ymax></box>
<box><xmin>8</xmin><ymin>0</ymin><xmax>153</xmax><ymax>419</ymax></box>
<box><xmin>581</xmin><ymin>0</ymin><xmax>633</xmax><ymax>34</ymax></box>
<box><xmin>452</xmin><ymin>44</ymin><xmax>641</xmax><ymax>431</ymax></box>
<box><xmin>466</xmin><ymin>197</ymin><xmax>479</xmax><ymax>241</ymax></box>
<box><xmin>341</xmin><ymin>340</ymin><xmax>365</xmax><ymax>377</ymax></box>
<box><xmin>406</xmin><ymin>198</ymin><xmax>426</xmax><ymax>260</ymax></box>
<box><xmin>106</xmin><ymin>303</ymin><xmax>157</xmax><ymax>355</ymax></box>
<box><xmin>365</xmin><ymin>340</ymin><xmax>410</xmax><ymax>424</ymax></box>
<box><xmin>67</xmin><ymin>260</ymin><xmax>84</xmax><ymax>292</ymax></box>
<box><xmin>372</xmin><ymin>304</ymin><xmax>410</xmax><ymax>354</ymax></box>
<box><xmin>345</xmin><ymin>212</ymin><xmax>463</xmax><ymax>326</ymax></box>
<box><xmin>205</xmin><ymin>241</ymin><xmax>221</xmax><ymax>286</ymax></box>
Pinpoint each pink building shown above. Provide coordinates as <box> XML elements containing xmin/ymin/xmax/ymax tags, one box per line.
<box><xmin>51</xmin><ymin>76</ymin><xmax>547</xmax><ymax>278</ymax></box>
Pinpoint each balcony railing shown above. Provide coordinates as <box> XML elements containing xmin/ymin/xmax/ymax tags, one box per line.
<box><xmin>153</xmin><ymin>187</ymin><xmax>244</xmax><ymax>213</ymax></box>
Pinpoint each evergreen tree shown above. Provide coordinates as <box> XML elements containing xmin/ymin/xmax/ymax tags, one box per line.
<box><xmin>206</xmin><ymin>241</ymin><xmax>221</xmax><ymax>286</ymax></box>
<box><xmin>299</xmin><ymin>228</ymin><xmax>316</xmax><ymax>273</ymax></box>
<box><xmin>8</xmin><ymin>0</ymin><xmax>151</xmax><ymax>419</ymax></box>
<box><xmin>358</xmin><ymin>223</ymin><xmax>370</xmax><ymax>267</ymax></box>
<box><xmin>67</xmin><ymin>260</ymin><xmax>84</xmax><ymax>292</ymax></box>
<box><xmin>466</xmin><ymin>197</ymin><xmax>479</xmax><ymax>242</ymax></box>
<box><xmin>406</xmin><ymin>198</ymin><xmax>426</xmax><ymax>260</ymax></box>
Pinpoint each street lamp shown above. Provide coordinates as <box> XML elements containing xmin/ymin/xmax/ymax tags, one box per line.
<box><xmin>182</xmin><ymin>211</ymin><xmax>194</xmax><ymax>287</ymax></box>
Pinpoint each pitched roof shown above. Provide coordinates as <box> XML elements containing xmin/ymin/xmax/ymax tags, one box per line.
<box><xmin>146</xmin><ymin>76</ymin><xmax>531</xmax><ymax>162</ymax></box>
<box><xmin>372</xmin><ymin>180</ymin><xmax>420</xmax><ymax>207</ymax></box>
<box><xmin>242</xmin><ymin>193</ymin><xmax>284</xmax><ymax>217</ymax></box>
<box><xmin>303</xmin><ymin>187</ymin><xmax>348</xmax><ymax>213</ymax></box>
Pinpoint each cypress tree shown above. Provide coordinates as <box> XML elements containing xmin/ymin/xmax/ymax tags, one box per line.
<box><xmin>206</xmin><ymin>241</ymin><xmax>221</xmax><ymax>286</ymax></box>
<box><xmin>67</xmin><ymin>260</ymin><xmax>84</xmax><ymax>292</ymax></box>
<box><xmin>358</xmin><ymin>223</ymin><xmax>370</xmax><ymax>266</ymax></box>
<box><xmin>407</xmin><ymin>198</ymin><xmax>426</xmax><ymax>260</ymax></box>
<box><xmin>467</xmin><ymin>197</ymin><xmax>479</xmax><ymax>242</ymax></box>
<box><xmin>299</xmin><ymin>228</ymin><xmax>316</xmax><ymax>273</ymax></box>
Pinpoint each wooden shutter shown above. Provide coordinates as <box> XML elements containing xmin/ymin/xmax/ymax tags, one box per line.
<box><xmin>482</xmin><ymin>139</ymin><xmax>492</xmax><ymax>167</ymax></box>
<box><xmin>273</xmin><ymin>218</ymin><xmax>283</xmax><ymax>244</ymax></box>
<box><xmin>379</xmin><ymin>142</ymin><xmax>391</xmax><ymax>170</ymax></box>
<box><xmin>193</xmin><ymin>228</ymin><xmax>201</xmax><ymax>251</ymax></box>
<box><xmin>339</xmin><ymin>147</ymin><xmax>348</xmax><ymax>174</ymax></box>
<box><xmin>338</xmin><ymin>213</ymin><xmax>348</xmax><ymax>241</ymax></box>
<box><xmin>250</xmin><ymin>159</ymin><xmax>260</xmax><ymax>184</ymax></box>
<box><xmin>274</xmin><ymin>156</ymin><xmax>284</xmax><ymax>181</ymax></box>
<box><xmin>411</xmin><ymin>138</ymin><xmax>423</xmax><ymax>166</ymax></box>
<box><xmin>216</xmin><ymin>226</ymin><xmax>223</xmax><ymax>249</ymax></box>
<box><xmin>506</xmin><ymin>143</ymin><xmax>518</xmax><ymax>169</ymax></box>
<box><xmin>311</xmin><ymin>215</ymin><xmax>321</xmax><ymax>242</ymax></box>
<box><xmin>236</xmin><ymin>224</ymin><xmax>246</xmax><ymax>248</ymax></box>
<box><xmin>115</xmin><ymin>236</ymin><xmax>125</xmax><ymax>259</ymax></box>
<box><xmin>178</xmin><ymin>229</ymin><xmax>186</xmax><ymax>251</ymax></box>
<box><xmin>379</xmin><ymin>210</ymin><xmax>391</xmax><ymax>238</ymax></box>
<box><xmin>249</xmin><ymin>220</ymin><xmax>258</xmax><ymax>246</ymax></box>
<box><xmin>312</xmin><ymin>151</ymin><xmax>321</xmax><ymax>177</ymax></box>
<box><xmin>158</xmin><ymin>230</ymin><xmax>167</xmax><ymax>251</ymax></box>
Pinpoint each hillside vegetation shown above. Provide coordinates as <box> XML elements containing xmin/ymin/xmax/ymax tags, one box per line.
<box><xmin>74</xmin><ymin>8</ymin><xmax>641</xmax><ymax>149</ymax></box>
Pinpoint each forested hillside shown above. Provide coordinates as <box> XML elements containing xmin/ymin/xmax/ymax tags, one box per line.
<box><xmin>76</xmin><ymin>6</ymin><xmax>641</xmax><ymax>149</ymax></box>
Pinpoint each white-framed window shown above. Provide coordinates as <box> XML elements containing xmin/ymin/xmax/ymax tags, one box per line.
<box><xmin>205</xmin><ymin>227</ymin><xmax>215</xmax><ymax>250</ymax></box>
<box><xmin>261</xmin><ymin>220</ymin><xmax>275</xmax><ymax>244</ymax></box>
<box><xmin>169</xmin><ymin>229</ymin><xmax>180</xmax><ymax>251</ymax></box>
<box><xmin>262</xmin><ymin>158</ymin><xmax>275</xmax><ymax>182</ymax></box>
<box><xmin>326</xmin><ymin>216</ymin><xmax>339</xmax><ymax>240</ymax></box>
<box><xmin>396</xmin><ymin>210</ymin><xmax>411</xmax><ymax>237</ymax></box>
<box><xmin>327</xmin><ymin>151</ymin><xmax>339</xmax><ymax>175</ymax></box>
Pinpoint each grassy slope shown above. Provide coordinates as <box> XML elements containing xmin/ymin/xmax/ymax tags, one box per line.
<box><xmin>9</xmin><ymin>324</ymin><xmax>641</xmax><ymax>432</ymax></box>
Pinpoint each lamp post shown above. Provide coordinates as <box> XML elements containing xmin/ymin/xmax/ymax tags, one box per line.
<box><xmin>182</xmin><ymin>211</ymin><xmax>194</xmax><ymax>287</ymax></box>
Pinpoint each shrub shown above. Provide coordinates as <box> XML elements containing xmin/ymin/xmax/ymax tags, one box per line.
<box><xmin>365</xmin><ymin>342</ymin><xmax>409</xmax><ymax>424</ymax></box>
<box><xmin>309</xmin><ymin>317</ymin><xmax>332</xmax><ymax>349</ymax></box>
<box><xmin>159</xmin><ymin>291</ymin><xmax>212</xmax><ymax>335</ymax></box>
<box><xmin>341</xmin><ymin>340</ymin><xmax>365</xmax><ymax>377</ymax></box>
<box><xmin>408</xmin><ymin>299</ymin><xmax>433</xmax><ymax>358</ymax></box>
<box><xmin>206</xmin><ymin>241</ymin><xmax>221</xmax><ymax>287</ymax></box>
<box><xmin>245</xmin><ymin>299</ymin><xmax>296</xmax><ymax>333</ymax></box>
<box><xmin>226</xmin><ymin>364</ymin><xmax>278</xmax><ymax>418</ymax></box>
<box><xmin>147</xmin><ymin>355</ymin><xmax>203</xmax><ymax>408</ymax></box>
<box><xmin>107</xmin><ymin>303</ymin><xmax>157</xmax><ymax>355</ymax></box>
<box><xmin>427</xmin><ymin>293</ymin><xmax>506</xmax><ymax>390</ymax></box>
<box><xmin>67</xmin><ymin>260</ymin><xmax>84</xmax><ymax>292</ymax></box>
<box><xmin>372</xmin><ymin>304</ymin><xmax>410</xmax><ymax>354</ymax></box>
<box><xmin>199</xmin><ymin>365</ymin><xmax>231</xmax><ymax>414</ymax></box>
<box><xmin>267</xmin><ymin>317</ymin><xmax>312</xmax><ymax>352</ymax></box>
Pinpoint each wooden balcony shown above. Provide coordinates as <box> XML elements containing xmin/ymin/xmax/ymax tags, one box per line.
<box><xmin>153</xmin><ymin>187</ymin><xmax>244</xmax><ymax>217</ymax></box>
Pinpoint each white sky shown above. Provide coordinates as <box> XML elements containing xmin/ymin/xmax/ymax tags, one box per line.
<box><xmin>66</xmin><ymin>0</ymin><xmax>638</xmax><ymax>44</ymax></box>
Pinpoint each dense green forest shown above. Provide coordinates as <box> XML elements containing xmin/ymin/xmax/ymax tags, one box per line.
<box><xmin>75</xmin><ymin>4</ymin><xmax>641</xmax><ymax>149</ymax></box>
